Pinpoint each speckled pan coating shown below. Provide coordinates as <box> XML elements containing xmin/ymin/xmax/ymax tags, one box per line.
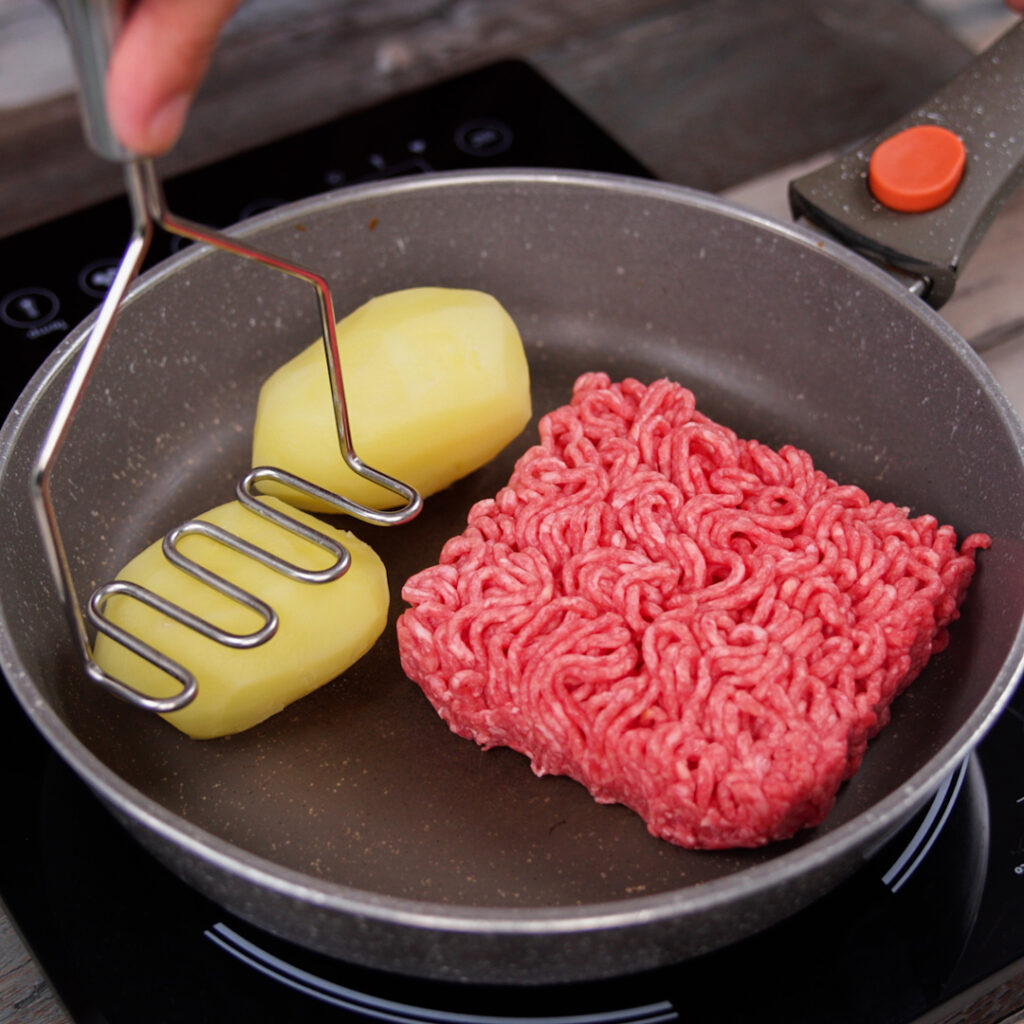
<box><xmin>0</xmin><ymin>170</ymin><xmax>1022</xmax><ymax>984</ymax></box>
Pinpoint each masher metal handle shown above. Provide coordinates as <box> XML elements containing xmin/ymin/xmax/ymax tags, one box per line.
<box><xmin>34</xmin><ymin>2</ymin><xmax>423</xmax><ymax>715</ymax></box>
<box><xmin>55</xmin><ymin>0</ymin><xmax>134</xmax><ymax>162</ymax></box>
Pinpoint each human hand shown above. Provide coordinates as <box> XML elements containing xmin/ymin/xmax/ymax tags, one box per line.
<box><xmin>106</xmin><ymin>0</ymin><xmax>241</xmax><ymax>157</ymax></box>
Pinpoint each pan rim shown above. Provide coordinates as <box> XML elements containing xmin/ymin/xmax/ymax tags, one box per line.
<box><xmin>2</xmin><ymin>167</ymin><xmax>1022</xmax><ymax>940</ymax></box>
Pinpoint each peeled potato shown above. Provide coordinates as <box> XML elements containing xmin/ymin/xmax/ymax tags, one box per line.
<box><xmin>92</xmin><ymin>497</ymin><xmax>388</xmax><ymax>739</ymax></box>
<box><xmin>251</xmin><ymin>287</ymin><xmax>531</xmax><ymax>511</ymax></box>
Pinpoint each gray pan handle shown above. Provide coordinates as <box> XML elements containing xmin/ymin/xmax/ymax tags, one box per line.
<box><xmin>54</xmin><ymin>0</ymin><xmax>134</xmax><ymax>161</ymax></box>
<box><xmin>788</xmin><ymin>20</ymin><xmax>1024</xmax><ymax>309</ymax></box>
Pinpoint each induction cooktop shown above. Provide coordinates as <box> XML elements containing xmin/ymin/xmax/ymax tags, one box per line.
<box><xmin>1</xmin><ymin>60</ymin><xmax>1022</xmax><ymax>1024</ymax></box>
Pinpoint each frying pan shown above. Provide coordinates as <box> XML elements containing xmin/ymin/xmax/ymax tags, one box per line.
<box><xmin>2</xmin><ymin>24</ymin><xmax>1024</xmax><ymax>989</ymax></box>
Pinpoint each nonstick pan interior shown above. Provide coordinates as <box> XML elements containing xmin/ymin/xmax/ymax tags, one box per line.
<box><xmin>1</xmin><ymin>171</ymin><xmax>1022</xmax><ymax>983</ymax></box>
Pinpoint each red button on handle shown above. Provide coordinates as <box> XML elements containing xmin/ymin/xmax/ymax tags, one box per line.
<box><xmin>868</xmin><ymin>125</ymin><xmax>966</xmax><ymax>213</ymax></box>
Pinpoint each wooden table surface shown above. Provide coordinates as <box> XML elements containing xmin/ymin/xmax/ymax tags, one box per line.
<box><xmin>1</xmin><ymin>1</ymin><xmax>1021</xmax><ymax>1021</ymax></box>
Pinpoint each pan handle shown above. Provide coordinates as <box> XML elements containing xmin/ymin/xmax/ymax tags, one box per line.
<box><xmin>788</xmin><ymin>19</ymin><xmax>1024</xmax><ymax>309</ymax></box>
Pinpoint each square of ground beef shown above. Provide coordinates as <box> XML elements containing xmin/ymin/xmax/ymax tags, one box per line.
<box><xmin>396</xmin><ymin>373</ymin><xmax>988</xmax><ymax>849</ymax></box>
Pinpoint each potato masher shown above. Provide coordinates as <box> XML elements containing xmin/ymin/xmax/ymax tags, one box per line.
<box><xmin>32</xmin><ymin>0</ymin><xmax>422</xmax><ymax>714</ymax></box>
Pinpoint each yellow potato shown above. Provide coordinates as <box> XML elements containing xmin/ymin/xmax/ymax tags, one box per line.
<box><xmin>92</xmin><ymin>497</ymin><xmax>388</xmax><ymax>739</ymax></box>
<box><xmin>251</xmin><ymin>287</ymin><xmax>531</xmax><ymax>511</ymax></box>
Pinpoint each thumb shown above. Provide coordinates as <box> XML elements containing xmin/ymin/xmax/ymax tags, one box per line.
<box><xmin>105</xmin><ymin>0</ymin><xmax>241</xmax><ymax>157</ymax></box>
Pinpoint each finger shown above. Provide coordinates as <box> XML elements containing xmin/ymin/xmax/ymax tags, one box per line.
<box><xmin>106</xmin><ymin>0</ymin><xmax>241</xmax><ymax>156</ymax></box>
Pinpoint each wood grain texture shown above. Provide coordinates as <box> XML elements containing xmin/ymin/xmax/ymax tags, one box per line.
<box><xmin>0</xmin><ymin>0</ymin><xmax>974</xmax><ymax>236</ymax></box>
<box><xmin>530</xmin><ymin>0</ymin><xmax>974</xmax><ymax>189</ymax></box>
<box><xmin>0</xmin><ymin>916</ymin><xmax>65</xmax><ymax>1024</ymax></box>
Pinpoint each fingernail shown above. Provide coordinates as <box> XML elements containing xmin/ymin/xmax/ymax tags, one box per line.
<box><xmin>146</xmin><ymin>92</ymin><xmax>191</xmax><ymax>154</ymax></box>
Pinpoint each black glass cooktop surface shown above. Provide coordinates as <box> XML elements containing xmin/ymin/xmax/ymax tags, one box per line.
<box><xmin>1</xmin><ymin>60</ymin><xmax>1022</xmax><ymax>1024</ymax></box>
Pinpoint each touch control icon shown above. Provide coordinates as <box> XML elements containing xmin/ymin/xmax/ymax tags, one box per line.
<box><xmin>79</xmin><ymin>259</ymin><xmax>120</xmax><ymax>298</ymax></box>
<box><xmin>1</xmin><ymin>287</ymin><xmax>59</xmax><ymax>329</ymax></box>
<box><xmin>454</xmin><ymin>118</ymin><xmax>514</xmax><ymax>157</ymax></box>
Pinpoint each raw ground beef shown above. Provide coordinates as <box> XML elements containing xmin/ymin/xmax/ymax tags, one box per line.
<box><xmin>396</xmin><ymin>373</ymin><xmax>989</xmax><ymax>849</ymax></box>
